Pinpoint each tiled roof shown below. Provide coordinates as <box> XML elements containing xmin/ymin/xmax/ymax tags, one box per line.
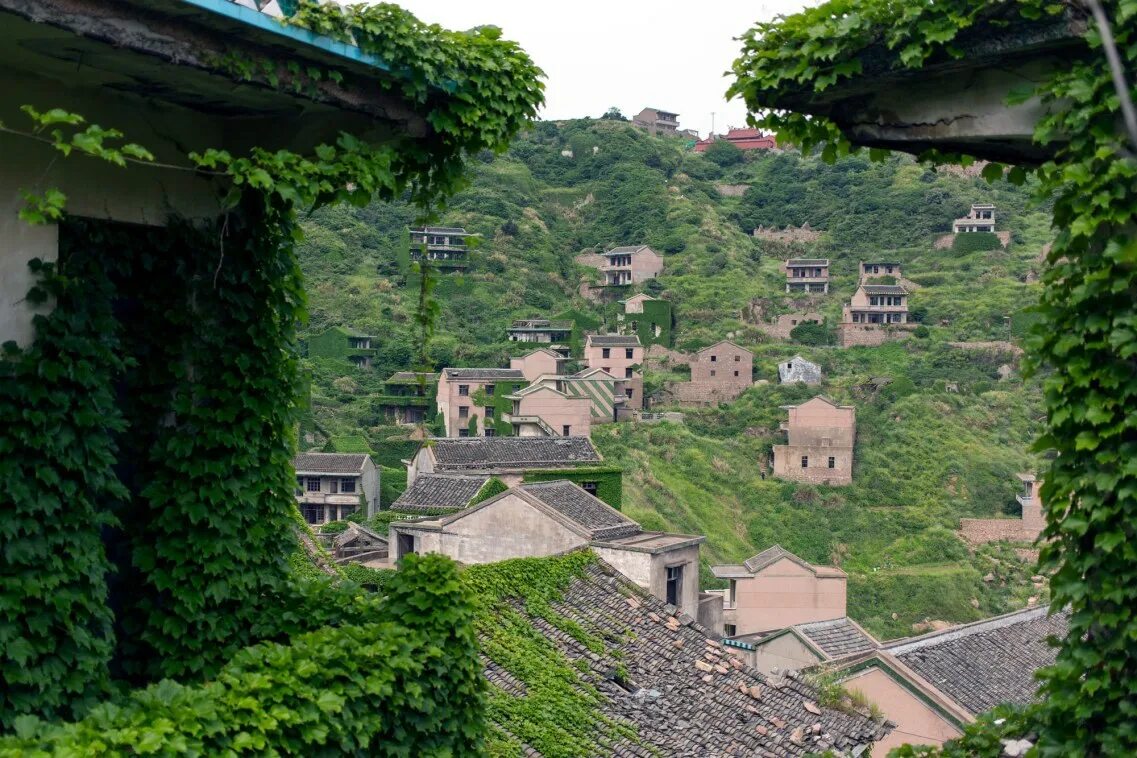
<box><xmin>292</xmin><ymin>452</ymin><xmax>369</xmax><ymax>474</ymax></box>
<box><xmin>509</xmin><ymin>319</ymin><xmax>574</xmax><ymax>330</ymax></box>
<box><xmin>409</xmin><ymin>226</ymin><xmax>470</xmax><ymax>235</ymax></box>
<box><xmin>887</xmin><ymin>607</ymin><xmax>1067</xmax><ymax>715</ymax></box>
<box><xmin>742</xmin><ymin>544</ymin><xmax>798</xmax><ymax>573</ymax></box>
<box><xmin>430</xmin><ymin>437</ymin><xmax>602</xmax><ymax>470</ymax></box>
<box><xmin>786</xmin><ymin>258</ymin><xmax>829</xmax><ymax>266</ymax></box>
<box><xmin>442</xmin><ymin>368</ymin><xmax>525</xmax><ymax>381</ymax></box>
<box><xmin>386</xmin><ymin>371</ymin><xmax>438</xmax><ymax>384</ymax></box>
<box><xmin>586</xmin><ymin>334</ymin><xmax>642</xmax><ymax>347</ymax></box>
<box><xmin>520</xmin><ymin>481</ymin><xmax>640</xmax><ymax>540</ymax></box>
<box><xmin>796</xmin><ymin>618</ymin><xmax>877</xmax><ymax>659</ymax></box>
<box><xmin>392</xmin><ymin>474</ymin><xmax>489</xmax><ymax>513</ymax></box>
<box><xmin>604</xmin><ymin>245</ymin><xmax>648</xmax><ymax>255</ymax></box>
<box><xmin>483</xmin><ymin>557</ymin><xmax>891</xmax><ymax>755</ymax></box>
<box><xmin>861</xmin><ymin>285</ymin><xmax>907</xmax><ymax>295</ymax></box>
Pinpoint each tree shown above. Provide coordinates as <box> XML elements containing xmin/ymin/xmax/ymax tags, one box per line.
<box><xmin>703</xmin><ymin>139</ymin><xmax>745</xmax><ymax>167</ymax></box>
<box><xmin>600</xmin><ymin>106</ymin><xmax>627</xmax><ymax>121</ymax></box>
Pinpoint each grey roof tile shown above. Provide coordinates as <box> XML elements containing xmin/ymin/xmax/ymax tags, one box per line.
<box><xmin>443</xmin><ymin>368</ymin><xmax>526</xmax><ymax>381</ymax></box>
<box><xmin>430</xmin><ymin>437</ymin><xmax>601</xmax><ymax>470</ymax></box>
<box><xmin>292</xmin><ymin>453</ymin><xmax>369</xmax><ymax>474</ymax></box>
<box><xmin>786</xmin><ymin>258</ymin><xmax>829</xmax><ymax>266</ymax></box>
<box><xmin>587</xmin><ymin>334</ymin><xmax>642</xmax><ymax>347</ymax></box>
<box><xmin>520</xmin><ymin>481</ymin><xmax>640</xmax><ymax>540</ymax></box>
<box><xmin>393</xmin><ymin>474</ymin><xmax>489</xmax><ymax>513</ymax></box>
<box><xmin>795</xmin><ymin>618</ymin><xmax>877</xmax><ymax>659</ymax></box>
<box><xmin>861</xmin><ymin>284</ymin><xmax>907</xmax><ymax>295</ymax></box>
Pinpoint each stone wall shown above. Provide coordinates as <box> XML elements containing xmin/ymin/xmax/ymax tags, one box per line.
<box><xmin>772</xmin><ymin>444</ymin><xmax>854</xmax><ymax>486</ymax></box>
<box><xmin>666</xmin><ymin>381</ymin><xmax>748</xmax><ymax>407</ymax></box>
<box><xmin>754</xmin><ymin>312</ymin><xmax>824</xmax><ymax>340</ymax></box>
<box><xmin>646</xmin><ymin>344</ymin><xmax>692</xmax><ymax>368</ymax></box>
<box><xmin>714</xmin><ymin>184</ymin><xmax>749</xmax><ymax>197</ymax></box>
<box><xmin>839</xmin><ymin>323</ymin><xmax>915</xmax><ymax>348</ymax></box>
<box><xmin>958</xmin><ymin>518</ymin><xmax>1037</xmax><ymax>545</ymax></box>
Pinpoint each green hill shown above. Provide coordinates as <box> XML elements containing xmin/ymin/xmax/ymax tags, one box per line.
<box><xmin>297</xmin><ymin>120</ymin><xmax>1050</xmax><ymax>638</ymax></box>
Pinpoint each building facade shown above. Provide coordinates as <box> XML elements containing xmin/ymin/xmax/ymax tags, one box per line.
<box><xmin>618</xmin><ymin>293</ymin><xmax>672</xmax><ymax>348</ymax></box>
<box><xmin>599</xmin><ymin>245</ymin><xmax>664</xmax><ymax>286</ymax></box>
<box><xmin>306</xmin><ymin>326</ymin><xmax>377</xmax><ymax>368</ymax></box>
<box><xmin>376</xmin><ymin>371</ymin><xmax>437</xmax><ymax>424</ymax></box>
<box><xmin>436</xmin><ymin>368</ymin><xmax>527</xmax><ymax>437</ymax></box>
<box><xmin>772</xmin><ymin>396</ymin><xmax>856</xmax><ymax>485</ymax></box>
<box><xmin>694</xmin><ymin>128</ymin><xmax>777</xmax><ymax>153</ymax></box>
<box><xmin>840</xmin><ymin>284</ymin><xmax>914</xmax><ymax>347</ymax></box>
<box><xmin>293</xmin><ymin>452</ymin><xmax>380</xmax><ymax>523</ymax></box>
<box><xmin>506</xmin><ymin>318</ymin><xmax>573</xmax><ymax>344</ymax></box>
<box><xmin>952</xmin><ymin>203</ymin><xmax>996</xmax><ymax>233</ymax></box>
<box><xmin>785</xmin><ymin>258</ymin><xmax>830</xmax><ymax>293</ymax></box>
<box><xmin>632</xmin><ymin>107</ymin><xmax>680</xmax><ymax>136</ymax></box>
<box><xmin>504</xmin><ymin>383</ymin><xmax>592</xmax><ymax>437</ymax></box>
<box><xmin>959</xmin><ymin>472</ymin><xmax>1046</xmax><ymax>544</ymax></box>
<box><xmin>778</xmin><ymin>355</ymin><xmax>822</xmax><ymax>385</ymax></box>
<box><xmin>584</xmin><ymin>334</ymin><xmax>644</xmax><ymax>410</ymax></box>
<box><xmin>859</xmin><ymin>261</ymin><xmax>902</xmax><ymax>281</ymax></box>
<box><xmin>509</xmin><ymin>348</ymin><xmax>569</xmax><ymax>382</ymax></box>
<box><xmin>408</xmin><ymin>226</ymin><xmax>474</xmax><ymax>268</ymax></box>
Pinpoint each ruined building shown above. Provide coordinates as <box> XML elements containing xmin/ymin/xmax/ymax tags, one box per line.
<box><xmin>772</xmin><ymin>396</ymin><xmax>856</xmax><ymax>486</ymax></box>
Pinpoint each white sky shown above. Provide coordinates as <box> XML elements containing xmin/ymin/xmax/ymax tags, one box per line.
<box><xmin>392</xmin><ymin>0</ymin><xmax>812</xmax><ymax>138</ymax></box>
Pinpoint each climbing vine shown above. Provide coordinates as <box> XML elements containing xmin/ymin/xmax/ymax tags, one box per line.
<box><xmin>731</xmin><ymin>1</ymin><xmax>1137</xmax><ymax>754</ymax></box>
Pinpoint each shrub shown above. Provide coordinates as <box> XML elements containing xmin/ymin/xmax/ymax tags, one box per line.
<box><xmin>702</xmin><ymin>139</ymin><xmax>745</xmax><ymax>167</ymax></box>
<box><xmin>952</xmin><ymin>232</ymin><xmax>1002</xmax><ymax>253</ymax></box>
<box><xmin>913</xmin><ymin>325</ymin><xmax>930</xmax><ymax>338</ymax></box>
<box><xmin>790</xmin><ymin>321</ymin><xmax>833</xmax><ymax>346</ymax></box>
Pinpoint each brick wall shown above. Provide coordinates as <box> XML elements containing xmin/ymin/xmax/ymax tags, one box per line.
<box><xmin>666</xmin><ymin>381</ymin><xmax>748</xmax><ymax>407</ymax></box>
<box><xmin>754</xmin><ymin>312</ymin><xmax>824</xmax><ymax>340</ymax></box>
<box><xmin>958</xmin><ymin>518</ymin><xmax>1041</xmax><ymax>545</ymax></box>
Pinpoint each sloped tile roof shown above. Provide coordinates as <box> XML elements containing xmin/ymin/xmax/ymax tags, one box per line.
<box><xmin>586</xmin><ymin>334</ymin><xmax>642</xmax><ymax>347</ymax></box>
<box><xmin>520</xmin><ymin>481</ymin><xmax>640</xmax><ymax>540</ymax></box>
<box><xmin>392</xmin><ymin>474</ymin><xmax>489</xmax><ymax>513</ymax></box>
<box><xmin>292</xmin><ymin>452</ymin><xmax>369</xmax><ymax>474</ymax></box>
<box><xmin>786</xmin><ymin>258</ymin><xmax>829</xmax><ymax>266</ymax></box>
<box><xmin>861</xmin><ymin>284</ymin><xmax>907</xmax><ymax>295</ymax></box>
<box><xmin>887</xmin><ymin>607</ymin><xmax>1067</xmax><ymax>715</ymax></box>
<box><xmin>386</xmin><ymin>371</ymin><xmax>438</xmax><ymax>384</ymax></box>
<box><xmin>430</xmin><ymin>437</ymin><xmax>601</xmax><ymax>470</ymax></box>
<box><xmin>410</xmin><ymin>226</ymin><xmax>471</xmax><ymax>235</ymax></box>
<box><xmin>743</xmin><ymin>544</ymin><xmax>798</xmax><ymax>573</ymax></box>
<box><xmin>442</xmin><ymin>368</ymin><xmax>525</xmax><ymax>381</ymax></box>
<box><xmin>796</xmin><ymin>618</ymin><xmax>877</xmax><ymax>659</ymax></box>
<box><xmin>604</xmin><ymin>245</ymin><xmax>648</xmax><ymax>255</ymax></box>
<box><xmin>484</xmin><ymin>557</ymin><xmax>891</xmax><ymax>755</ymax></box>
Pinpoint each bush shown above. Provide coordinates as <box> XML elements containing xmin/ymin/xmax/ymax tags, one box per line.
<box><xmin>702</xmin><ymin>139</ymin><xmax>745</xmax><ymax>167</ymax></box>
<box><xmin>952</xmin><ymin>232</ymin><xmax>1002</xmax><ymax>253</ymax></box>
<box><xmin>790</xmin><ymin>321</ymin><xmax>833</xmax><ymax>346</ymax></box>
<box><xmin>913</xmin><ymin>325</ymin><xmax>930</xmax><ymax>338</ymax></box>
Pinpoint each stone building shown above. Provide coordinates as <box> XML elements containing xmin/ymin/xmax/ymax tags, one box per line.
<box><xmin>408</xmin><ymin>225</ymin><xmax>474</xmax><ymax>268</ymax></box>
<box><xmin>584</xmin><ymin>334</ymin><xmax>644</xmax><ymax>410</ymax></box>
<box><xmin>779</xmin><ymin>355</ymin><xmax>822</xmax><ymax>385</ymax></box>
<box><xmin>618</xmin><ymin>293</ymin><xmax>672</xmax><ymax>348</ymax></box>
<box><xmin>631</xmin><ymin>107</ymin><xmax>680</xmax><ymax>136</ymax></box>
<box><xmin>405</xmin><ymin>436</ymin><xmax>620</xmax><ymax>505</ymax></box>
<box><xmin>306</xmin><ymin>326</ymin><xmax>377</xmax><ymax>368</ymax></box>
<box><xmin>436</xmin><ymin>367</ymin><xmax>527</xmax><ymax>437</ymax></box>
<box><xmin>839</xmin><ymin>284</ymin><xmax>915</xmax><ymax>347</ymax></box>
<box><xmin>952</xmin><ymin>203</ymin><xmax>996</xmax><ymax>233</ymax></box>
<box><xmin>785</xmin><ymin>258</ymin><xmax>830</xmax><ymax>293</ymax></box>
<box><xmin>668</xmin><ymin>340</ymin><xmax>754</xmax><ymax>406</ymax></box>
<box><xmin>754</xmin><ymin>311</ymin><xmax>825</xmax><ymax>340</ymax></box>
<box><xmin>959</xmin><ymin>472</ymin><xmax>1046</xmax><ymax>544</ymax></box>
<box><xmin>506</xmin><ymin>318</ymin><xmax>573</xmax><ymax>345</ymax></box>
<box><xmin>772</xmin><ymin>396</ymin><xmax>856</xmax><ymax>486</ymax></box>
<box><xmin>709</xmin><ymin>545</ymin><xmax>849</xmax><ymax>638</ymax></box>
<box><xmin>376</xmin><ymin>371</ymin><xmax>437</xmax><ymax>425</ymax></box>
<box><xmin>293</xmin><ymin>452</ymin><xmax>380</xmax><ymax>523</ymax></box>
<box><xmin>389</xmin><ymin>481</ymin><xmax>708</xmax><ymax>618</ymax></box>
<box><xmin>859</xmin><ymin>261</ymin><xmax>902</xmax><ymax>281</ymax></box>
<box><xmin>598</xmin><ymin>245</ymin><xmax>664</xmax><ymax>286</ymax></box>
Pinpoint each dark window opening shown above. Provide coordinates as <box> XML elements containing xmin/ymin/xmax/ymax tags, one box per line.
<box><xmin>458</xmin><ymin>429</ymin><xmax>470</xmax><ymax>437</ymax></box>
<box><xmin>828</xmin><ymin>457</ymin><xmax>836</xmax><ymax>469</ymax></box>
<box><xmin>724</xmin><ymin>624</ymin><xmax>737</xmax><ymax>637</ymax></box>
<box><xmin>301</xmin><ymin>504</ymin><xmax>322</xmax><ymax>524</ymax></box>
<box><xmin>665</xmin><ymin>565</ymin><xmax>683</xmax><ymax>606</ymax></box>
<box><xmin>458</xmin><ymin>384</ymin><xmax>469</xmax><ymax>396</ymax></box>
<box><xmin>801</xmin><ymin>456</ymin><xmax>809</xmax><ymax>468</ymax></box>
<box><xmin>625</xmin><ymin>348</ymin><xmax>634</xmax><ymax>359</ymax></box>
<box><xmin>397</xmin><ymin>533</ymin><xmax>416</xmax><ymax>559</ymax></box>
<box><xmin>341</xmin><ymin>478</ymin><xmax>356</xmax><ymax>493</ymax></box>
<box><xmin>602</xmin><ymin>348</ymin><xmax>611</xmax><ymax>359</ymax></box>
<box><xmin>562</xmin><ymin>425</ymin><xmax>571</xmax><ymax>436</ymax></box>
<box><xmin>581</xmin><ymin>481</ymin><xmax>599</xmax><ymax>496</ymax></box>
<box><xmin>485</xmin><ymin>384</ymin><xmax>495</xmax><ymax>396</ymax></box>
<box><xmin>306</xmin><ymin>478</ymin><xmax>321</xmax><ymax>492</ymax></box>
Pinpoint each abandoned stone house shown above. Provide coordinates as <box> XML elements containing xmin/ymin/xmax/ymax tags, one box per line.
<box><xmin>376</xmin><ymin>371</ymin><xmax>437</xmax><ymax>425</ymax></box>
<box><xmin>584</xmin><ymin>334</ymin><xmax>644</xmax><ymax>411</ymax></box>
<box><xmin>305</xmin><ymin>326</ymin><xmax>377</xmax><ymax>368</ymax></box>
<box><xmin>952</xmin><ymin>203</ymin><xmax>996</xmax><ymax>233</ymax></box>
<box><xmin>388</xmin><ymin>480</ymin><xmax>712</xmax><ymax>620</ymax></box>
<box><xmin>436</xmin><ymin>367</ymin><xmax>527</xmax><ymax>437</ymax></box>
<box><xmin>755</xmin><ymin>312</ymin><xmax>824</xmax><ymax>340</ymax></box>
<box><xmin>598</xmin><ymin>245</ymin><xmax>664</xmax><ymax>286</ymax></box>
<box><xmin>667</xmin><ymin>340</ymin><xmax>754</xmax><ymax>406</ymax></box>
<box><xmin>506</xmin><ymin>318</ymin><xmax>573</xmax><ymax>345</ymax></box>
<box><xmin>292</xmin><ymin>452</ymin><xmax>380</xmax><ymax>523</ymax></box>
<box><xmin>859</xmin><ymin>261</ymin><xmax>902</xmax><ymax>281</ymax></box>
<box><xmin>408</xmin><ymin>225</ymin><xmax>474</xmax><ymax>268</ymax></box>
<box><xmin>480</xmin><ymin>554</ymin><xmax>891</xmax><ymax>755</ymax></box>
<box><xmin>709</xmin><ymin>545</ymin><xmax>849</xmax><ymax>638</ymax></box>
<box><xmin>631</xmin><ymin>107</ymin><xmax>680</xmax><ymax>136</ymax></box>
<box><xmin>840</xmin><ymin>284</ymin><xmax>915</xmax><ymax>347</ymax></box>
<box><xmin>772</xmin><ymin>396</ymin><xmax>856</xmax><ymax>486</ymax></box>
<box><xmin>779</xmin><ymin>355</ymin><xmax>822</xmax><ymax>385</ymax></box>
<box><xmin>959</xmin><ymin>472</ymin><xmax>1046</xmax><ymax>545</ymax></box>
<box><xmin>404</xmin><ymin>436</ymin><xmax>620</xmax><ymax>505</ymax></box>
<box><xmin>617</xmin><ymin>293</ymin><xmax>672</xmax><ymax>348</ymax></box>
<box><xmin>785</xmin><ymin>258</ymin><xmax>830</xmax><ymax>293</ymax></box>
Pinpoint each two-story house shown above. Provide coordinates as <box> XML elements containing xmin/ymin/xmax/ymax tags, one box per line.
<box><xmin>617</xmin><ymin>293</ymin><xmax>672</xmax><ymax>348</ymax></box>
<box><xmin>584</xmin><ymin>334</ymin><xmax>644</xmax><ymax>411</ymax></box>
<box><xmin>503</xmin><ymin>383</ymin><xmax>592</xmax><ymax>438</ymax></box>
<box><xmin>840</xmin><ymin>283</ymin><xmax>914</xmax><ymax>347</ymax></box>
<box><xmin>785</xmin><ymin>258</ymin><xmax>830</xmax><ymax>293</ymax></box>
<box><xmin>952</xmin><ymin>203</ymin><xmax>996</xmax><ymax>233</ymax></box>
<box><xmin>668</xmin><ymin>340</ymin><xmax>755</xmax><ymax>406</ymax></box>
<box><xmin>632</xmin><ymin>107</ymin><xmax>680</xmax><ymax>136</ymax></box>
<box><xmin>436</xmin><ymin>368</ymin><xmax>527</xmax><ymax>437</ymax></box>
<box><xmin>506</xmin><ymin>318</ymin><xmax>574</xmax><ymax>345</ymax></box>
<box><xmin>599</xmin><ymin>245</ymin><xmax>664</xmax><ymax>286</ymax></box>
<box><xmin>293</xmin><ymin>452</ymin><xmax>380</xmax><ymax>523</ymax></box>
<box><xmin>306</xmin><ymin>326</ymin><xmax>378</xmax><ymax>368</ymax></box>
<box><xmin>408</xmin><ymin>225</ymin><xmax>474</xmax><ymax>268</ymax></box>
<box><xmin>771</xmin><ymin>396</ymin><xmax>856</xmax><ymax>486</ymax></box>
<box><xmin>376</xmin><ymin>371</ymin><xmax>437</xmax><ymax>425</ymax></box>
<box><xmin>509</xmin><ymin>348</ymin><xmax>570</xmax><ymax>382</ymax></box>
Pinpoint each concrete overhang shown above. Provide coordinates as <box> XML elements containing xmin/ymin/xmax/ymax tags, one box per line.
<box><xmin>0</xmin><ymin>0</ymin><xmax>435</xmax><ymax>157</ymax></box>
<box><xmin>764</xmin><ymin>10</ymin><xmax>1088</xmax><ymax>164</ymax></box>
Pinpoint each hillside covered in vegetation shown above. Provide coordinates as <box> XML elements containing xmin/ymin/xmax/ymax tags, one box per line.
<box><xmin>298</xmin><ymin>120</ymin><xmax>1051</xmax><ymax>638</ymax></box>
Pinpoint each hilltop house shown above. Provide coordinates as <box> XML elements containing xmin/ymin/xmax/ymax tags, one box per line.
<box><xmin>509</xmin><ymin>348</ymin><xmax>570</xmax><ymax>382</ymax></box>
<box><xmin>952</xmin><ymin>203</ymin><xmax>996</xmax><ymax>233</ymax></box>
<box><xmin>388</xmin><ymin>481</ymin><xmax>710</xmax><ymax>621</ymax></box>
<box><xmin>599</xmin><ymin>245</ymin><xmax>664</xmax><ymax>286</ymax></box>
<box><xmin>408</xmin><ymin>226</ymin><xmax>474</xmax><ymax>268</ymax></box>
<box><xmin>710</xmin><ymin>545</ymin><xmax>849</xmax><ymax>638</ymax></box>
<box><xmin>504</xmin><ymin>383</ymin><xmax>592</xmax><ymax>438</ymax></box>
<box><xmin>772</xmin><ymin>396</ymin><xmax>856</xmax><ymax>486</ymax></box>
<box><xmin>306</xmin><ymin>326</ymin><xmax>377</xmax><ymax>368</ymax></box>
<box><xmin>859</xmin><ymin>261</ymin><xmax>902</xmax><ymax>281</ymax></box>
<box><xmin>779</xmin><ymin>355</ymin><xmax>822</xmax><ymax>385</ymax></box>
<box><xmin>840</xmin><ymin>284</ymin><xmax>915</xmax><ymax>347</ymax></box>
<box><xmin>785</xmin><ymin>258</ymin><xmax>830</xmax><ymax>293</ymax></box>
<box><xmin>391</xmin><ymin>473</ymin><xmax>491</xmax><ymax>514</ymax></box>
<box><xmin>436</xmin><ymin>368</ymin><xmax>527</xmax><ymax>437</ymax></box>
<box><xmin>632</xmin><ymin>107</ymin><xmax>680</xmax><ymax>136</ymax></box>
<box><xmin>405</xmin><ymin>436</ymin><xmax>621</xmax><ymax>506</ymax></box>
<box><xmin>960</xmin><ymin>472</ymin><xmax>1046</xmax><ymax>545</ymax></box>
<box><xmin>507</xmin><ymin>318</ymin><xmax>574</xmax><ymax>345</ymax></box>
<box><xmin>584</xmin><ymin>334</ymin><xmax>644</xmax><ymax>411</ymax></box>
<box><xmin>618</xmin><ymin>293</ymin><xmax>672</xmax><ymax>348</ymax></box>
<box><xmin>293</xmin><ymin>452</ymin><xmax>380</xmax><ymax>523</ymax></box>
<box><xmin>694</xmin><ymin>127</ymin><xmax>777</xmax><ymax>152</ymax></box>
<box><xmin>377</xmin><ymin>371</ymin><xmax>437</xmax><ymax>425</ymax></box>
<box><xmin>667</xmin><ymin>340</ymin><xmax>754</xmax><ymax>406</ymax></box>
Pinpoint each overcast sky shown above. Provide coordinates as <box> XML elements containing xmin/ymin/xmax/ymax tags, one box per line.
<box><xmin>393</xmin><ymin>0</ymin><xmax>812</xmax><ymax>138</ymax></box>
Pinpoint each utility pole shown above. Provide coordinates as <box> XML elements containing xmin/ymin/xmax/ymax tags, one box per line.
<box><xmin>711</xmin><ymin>111</ymin><xmax>715</xmax><ymax>138</ymax></box>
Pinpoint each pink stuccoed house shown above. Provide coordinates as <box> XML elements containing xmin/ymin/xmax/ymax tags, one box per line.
<box><xmin>599</xmin><ymin>245</ymin><xmax>664</xmax><ymax>286</ymax></box>
<box><xmin>584</xmin><ymin>334</ymin><xmax>644</xmax><ymax>411</ymax></box>
<box><xmin>772</xmin><ymin>396</ymin><xmax>856</xmax><ymax>486</ymax></box>
<box><xmin>436</xmin><ymin>367</ymin><xmax>526</xmax><ymax>437</ymax></box>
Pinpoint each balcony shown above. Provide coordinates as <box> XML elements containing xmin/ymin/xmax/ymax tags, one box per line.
<box><xmin>296</xmin><ymin>492</ymin><xmax>360</xmax><ymax>506</ymax></box>
<box><xmin>1016</xmin><ymin>493</ymin><xmax>1034</xmax><ymax>509</ymax></box>
<box><xmin>787</xmin><ymin>276</ymin><xmax>829</xmax><ymax>284</ymax></box>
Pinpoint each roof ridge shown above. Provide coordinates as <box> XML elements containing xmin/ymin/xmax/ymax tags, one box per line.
<box><xmin>884</xmin><ymin>606</ymin><xmax>1054</xmax><ymax>654</ymax></box>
